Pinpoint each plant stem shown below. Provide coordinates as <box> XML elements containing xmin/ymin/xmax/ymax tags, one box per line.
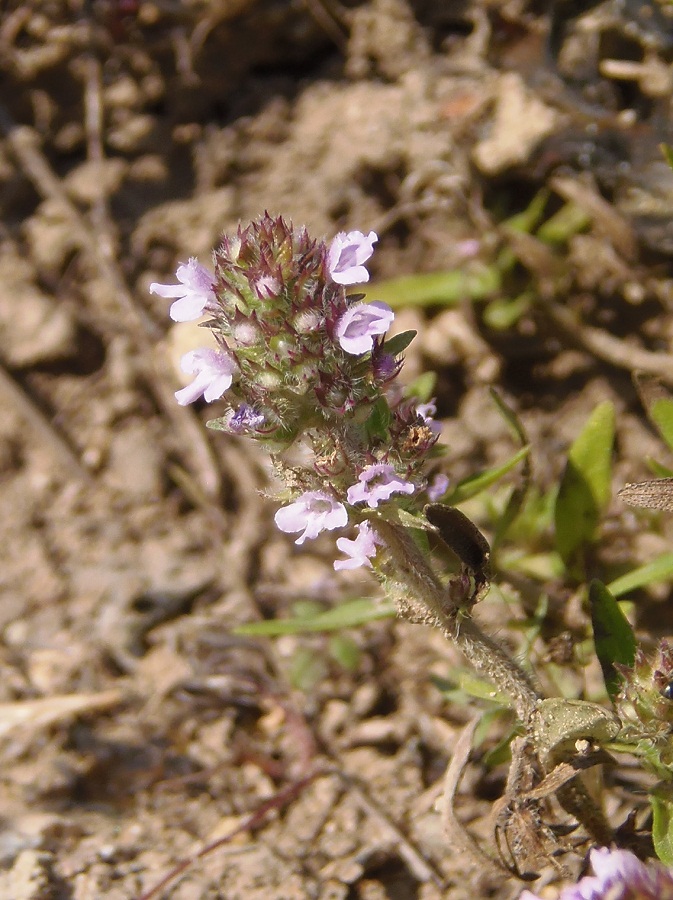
<box><xmin>373</xmin><ymin>518</ymin><xmax>540</xmax><ymax>722</ymax></box>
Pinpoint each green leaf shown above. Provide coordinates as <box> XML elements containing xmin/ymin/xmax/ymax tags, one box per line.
<box><xmin>365</xmin><ymin>396</ymin><xmax>393</xmax><ymax>442</ymax></box>
<box><xmin>381</xmin><ymin>329</ymin><xmax>417</xmax><ymax>356</ymax></box>
<box><xmin>289</xmin><ymin>647</ymin><xmax>327</xmax><ymax>691</ymax></box>
<box><xmin>589</xmin><ymin>579</ymin><xmax>637</xmax><ymax>700</ymax></box>
<box><xmin>396</xmin><ymin>508</ymin><xmax>432</xmax><ymax>530</ymax></box>
<box><xmin>503</xmin><ymin>189</ymin><xmax>550</xmax><ymax>234</ymax></box>
<box><xmin>233</xmin><ymin>598</ymin><xmax>396</xmax><ymax>636</ymax></box>
<box><xmin>648</xmin><ymin>459</ymin><xmax>673</xmax><ymax>478</ymax></box>
<box><xmin>489</xmin><ymin>390</ymin><xmax>531</xmax><ymax>545</ymax></box>
<box><xmin>608</xmin><ymin>553</ymin><xmax>673</xmax><ymax>598</ymax></box>
<box><xmin>500</xmin><ymin>551</ymin><xmax>565</xmax><ymax>581</ymax></box>
<box><xmin>328</xmin><ymin>634</ymin><xmax>361</xmax><ymax>671</ymax></box>
<box><xmin>444</xmin><ymin>446</ymin><xmax>530</xmax><ymax>505</ymax></box>
<box><xmin>554</xmin><ymin>401</ymin><xmax>615</xmax><ymax>565</ymax></box>
<box><xmin>651</xmin><ymin>784</ymin><xmax>673</xmax><ymax>865</ymax></box>
<box><xmin>404</xmin><ymin>371</ymin><xmax>436</xmax><ymax>402</ymax></box>
<box><xmin>536</xmin><ymin>202</ymin><xmax>590</xmax><ymax>243</ymax></box>
<box><xmin>634</xmin><ymin>374</ymin><xmax>673</xmax><ymax>453</ymax></box>
<box><xmin>431</xmin><ymin>671</ymin><xmax>512</xmax><ymax>706</ymax></box>
<box><xmin>366</xmin><ymin>267</ymin><xmax>501</xmax><ymax>309</ymax></box>
<box><xmin>651</xmin><ymin>397</ymin><xmax>673</xmax><ymax>453</ymax></box>
<box><xmin>483</xmin><ymin>292</ymin><xmax>533</xmax><ymax>330</ymax></box>
<box><xmin>661</xmin><ymin>143</ymin><xmax>673</xmax><ymax>172</ymax></box>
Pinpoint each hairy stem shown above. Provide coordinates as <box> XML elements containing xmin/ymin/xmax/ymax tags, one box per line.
<box><xmin>373</xmin><ymin>518</ymin><xmax>540</xmax><ymax>722</ymax></box>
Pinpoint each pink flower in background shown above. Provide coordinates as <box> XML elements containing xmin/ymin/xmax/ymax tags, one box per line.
<box><xmin>347</xmin><ymin>463</ymin><xmax>415</xmax><ymax>509</ymax></box>
<box><xmin>519</xmin><ymin>847</ymin><xmax>673</xmax><ymax>900</ymax></box>
<box><xmin>327</xmin><ymin>230</ymin><xmax>378</xmax><ymax>285</ymax></box>
<box><xmin>174</xmin><ymin>348</ymin><xmax>236</xmax><ymax>405</ymax></box>
<box><xmin>334</xmin><ymin>522</ymin><xmax>381</xmax><ymax>570</ymax></box>
<box><xmin>336</xmin><ymin>301</ymin><xmax>394</xmax><ymax>355</ymax></box>
<box><xmin>274</xmin><ymin>491</ymin><xmax>348</xmax><ymax>545</ymax></box>
<box><xmin>427</xmin><ymin>473</ymin><xmax>449</xmax><ymax>501</ymax></box>
<box><xmin>417</xmin><ymin>399</ymin><xmax>443</xmax><ymax>436</ymax></box>
<box><xmin>150</xmin><ymin>258</ymin><xmax>216</xmax><ymax>322</ymax></box>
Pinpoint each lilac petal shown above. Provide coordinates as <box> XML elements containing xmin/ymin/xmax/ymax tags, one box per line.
<box><xmin>336</xmin><ymin>301</ymin><xmax>394</xmax><ymax>355</ymax></box>
<box><xmin>518</xmin><ymin>848</ymin><xmax>673</xmax><ymax>900</ymax></box>
<box><xmin>174</xmin><ymin>348</ymin><xmax>235</xmax><ymax>406</ymax></box>
<box><xmin>274</xmin><ymin>491</ymin><xmax>348</xmax><ymax>545</ymax></box>
<box><xmin>427</xmin><ymin>473</ymin><xmax>450</xmax><ymax>502</ymax></box>
<box><xmin>417</xmin><ymin>400</ymin><xmax>437</xmax><ymax>420</ymax></box>
<box><xmin>227</xmin><ymin>405</ymin><xmax>266</xmax><ymax>434</ymax></box>
<box><xmin>347</xmin><ymin>463</ymin><xmax>415</xmax><ymax>509</ymax></box>
<box><xmin>150</xmin><ymin>258</ymin><xmax>216</xmax><ymax>322</ymax></box>
<box><xmin>417</xmin><ymin>398</ymin><xmax>443</xmax><ymax>436</ymax></box>
<box><xmin>334</xmin><ymin>522</ymin><xmax>381</xmax><ymax>570</ymax></box>
<box><xmin>328</xmin><ymin>230</ymin><xmax>378</xmax><ymax>285</ymax></box>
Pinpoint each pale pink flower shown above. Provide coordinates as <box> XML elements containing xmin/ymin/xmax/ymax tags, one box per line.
<box><xmin>417</xmin><ymin>399</ymin><xmax>443</xmax><ymax>436</ymax></box>
<box><xmin>519</xmin><ymin>847</ymin><xmax>673</xmax><ymax>900</ymax></box>
<box><xmin>274</xmin><ymin>491</ymin><xmax>348</xmax><ymax>545</ymax></box>
<box><xmin>336</xmin><ymin>301</ymin><xmax>394</xmax><ymax>355</ymax></box>
<box><xmin>174</xmin><ymin>348</ymin><xmax>236</xmax><ymax>405</ymax></box>
<box><xmin>150</xmin><ymin>258</ymin><xmax>216</xmax><ymax>322</ymax></box>
<box><xmin>347</xmin><ymin>463</ymin><xmax>415</xmax><ymax>509</ymax></box>
<box><xmin>334</xmin><ymin>522</ymin><xmax>381</xmax><ymax>570</ymax></box>
<box><xmin>327</xmin><ymin>230</ymin><xmax>378</xmax><ymax>285</ymax></box>
<box><xmin>427</xmin><ymin>473</ymin><xmax>450</xmax><ymax>501</ymax></box>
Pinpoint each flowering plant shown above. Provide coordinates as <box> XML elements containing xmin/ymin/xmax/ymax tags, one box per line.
<box><xmin>152</xmin><ymin>216</ymin><xmax>439</xmax><ymax>572</ymax></box>
<box><xmin>152</xmin><ymin>213</ymin><xmax>673</xmax><ymax>890</ymax></box>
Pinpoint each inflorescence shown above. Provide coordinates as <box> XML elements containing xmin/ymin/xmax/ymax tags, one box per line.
<box><xmin>151</xmin><ymin>214</ymin><xmax>445</xmax><ymax>570</ymax></box>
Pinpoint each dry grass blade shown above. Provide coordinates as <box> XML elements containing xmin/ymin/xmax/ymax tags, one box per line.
<box><xmin>441</xmin><ymin>716</ymin><xmax>505</xmax><ymax>876</ymax></box>
<box><xmin>544</xmin><ymin>300</ymin><xmax>673</xmax><ymax>384</ymax></box>
<box><xmin>0</xmin><ymin>690</ymin><xmax>123</xmax><ymax>739</ymax></box>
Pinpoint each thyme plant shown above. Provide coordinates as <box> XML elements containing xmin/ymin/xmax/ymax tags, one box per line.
<box><xmin>152</xmin><ymin>213</ymin><xmax>673</xmax><ymax>895</ymax></box>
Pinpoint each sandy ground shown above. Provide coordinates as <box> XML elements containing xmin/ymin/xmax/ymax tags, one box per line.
<box><xmin>1</xmin><ymin>1</ymin><xmax>673</xmax><ymax>897</ymax></box>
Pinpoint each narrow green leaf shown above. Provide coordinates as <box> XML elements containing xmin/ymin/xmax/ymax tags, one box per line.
<box><xmin>365</xmin><ymin>267</ymin><xmax>501</xmax><ymax>309</ymax></box>
<box><xmin>489</xmin><ymin>390</ymin><xmax>531</xmax><ymax>545</ymax></box>
<box><xmin>483</xmin><ymin>292</ymin><xmax>533</xmax><ymax>330</ymax></box>
<box><xmin>651</xmin><ymin>398</ymin><xmax>673</xmax><ymax>452</ymax></box>
<box><xmin>651</xmin><ymin>785</ymin><xmax>673</xmax><ymax>865</ymax></box>
<box><xmin>536</xmin><ymin>202</ymin><xmax>590</xmax><ymax>243</ymax></box>
<box><xmin>381</xmin><ymin>329</ymin><xmax>416</xmax><ymax>356</ymax></box>
<box><xmin>289</xmin><ymin>647</ymin><xmax>327</xmax><ymax>691</ymax></box>
<box><xmin>396</xmin><ymin>508</ymin><xmax>432</xmax><ymax>530</ymax></box>
<box><xmin>648</xmin><ymin>459</ymin><xmax>673</xmax><ymax>478</ymax></box>
<box><xmin>661</xmin><ymin>143</ymin><xmax>673</xmax><ymax>172</ymax></box>
<box><xmin>589</xmin><ymin>579</ymin><xmax>637</xmax><ymax>700</ymax></box>
<box><xmin>444</xmin><ymin>446</ymin><xmax>530</xmax><ymax>505</ymax></box>
<box><xmin>328</xmin><ymin>634</ymin><xmax>361</xmax><ymax>671</ymax></box>
<box><xmin>431</xmin><ymin>671</ymin><xmax>511</xmax><ymax>706</ymax></box>
<box><xmin>503</xmin><ymin>188</ymin><xmax>550</xmax><ymax>234</ymax></box>
<box><xmin>554</xmin><ymin>401</ymin><xmax>615</xmax><ymax>564</ymax></box>
<box><xmin>365</xmin><ymin>396</ymin><xmax>393</xmax><ymax>442</ymax></box>
<box><xmin>608</xmin><ymin>553</ymin><xmax>673</xmax><ymax>598</ymax></box>
<box><xmin>635</xmin><ymin>374</ymin><xmax>673</xmax><ymax>453</ymax></box>
<box><xmin>500</xmin><ymin>551</ymin><xmax>565</xmax><ymax>581</ymax></box>
<box><xmin>233</xmin><ymin>598</ymin><xmax>396</xmax><ymax>636</ymax></box>
<box><xmin>404</xmin><ymin>371</ymin><xmax>436</xmax><ymax>402</ymax></box>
